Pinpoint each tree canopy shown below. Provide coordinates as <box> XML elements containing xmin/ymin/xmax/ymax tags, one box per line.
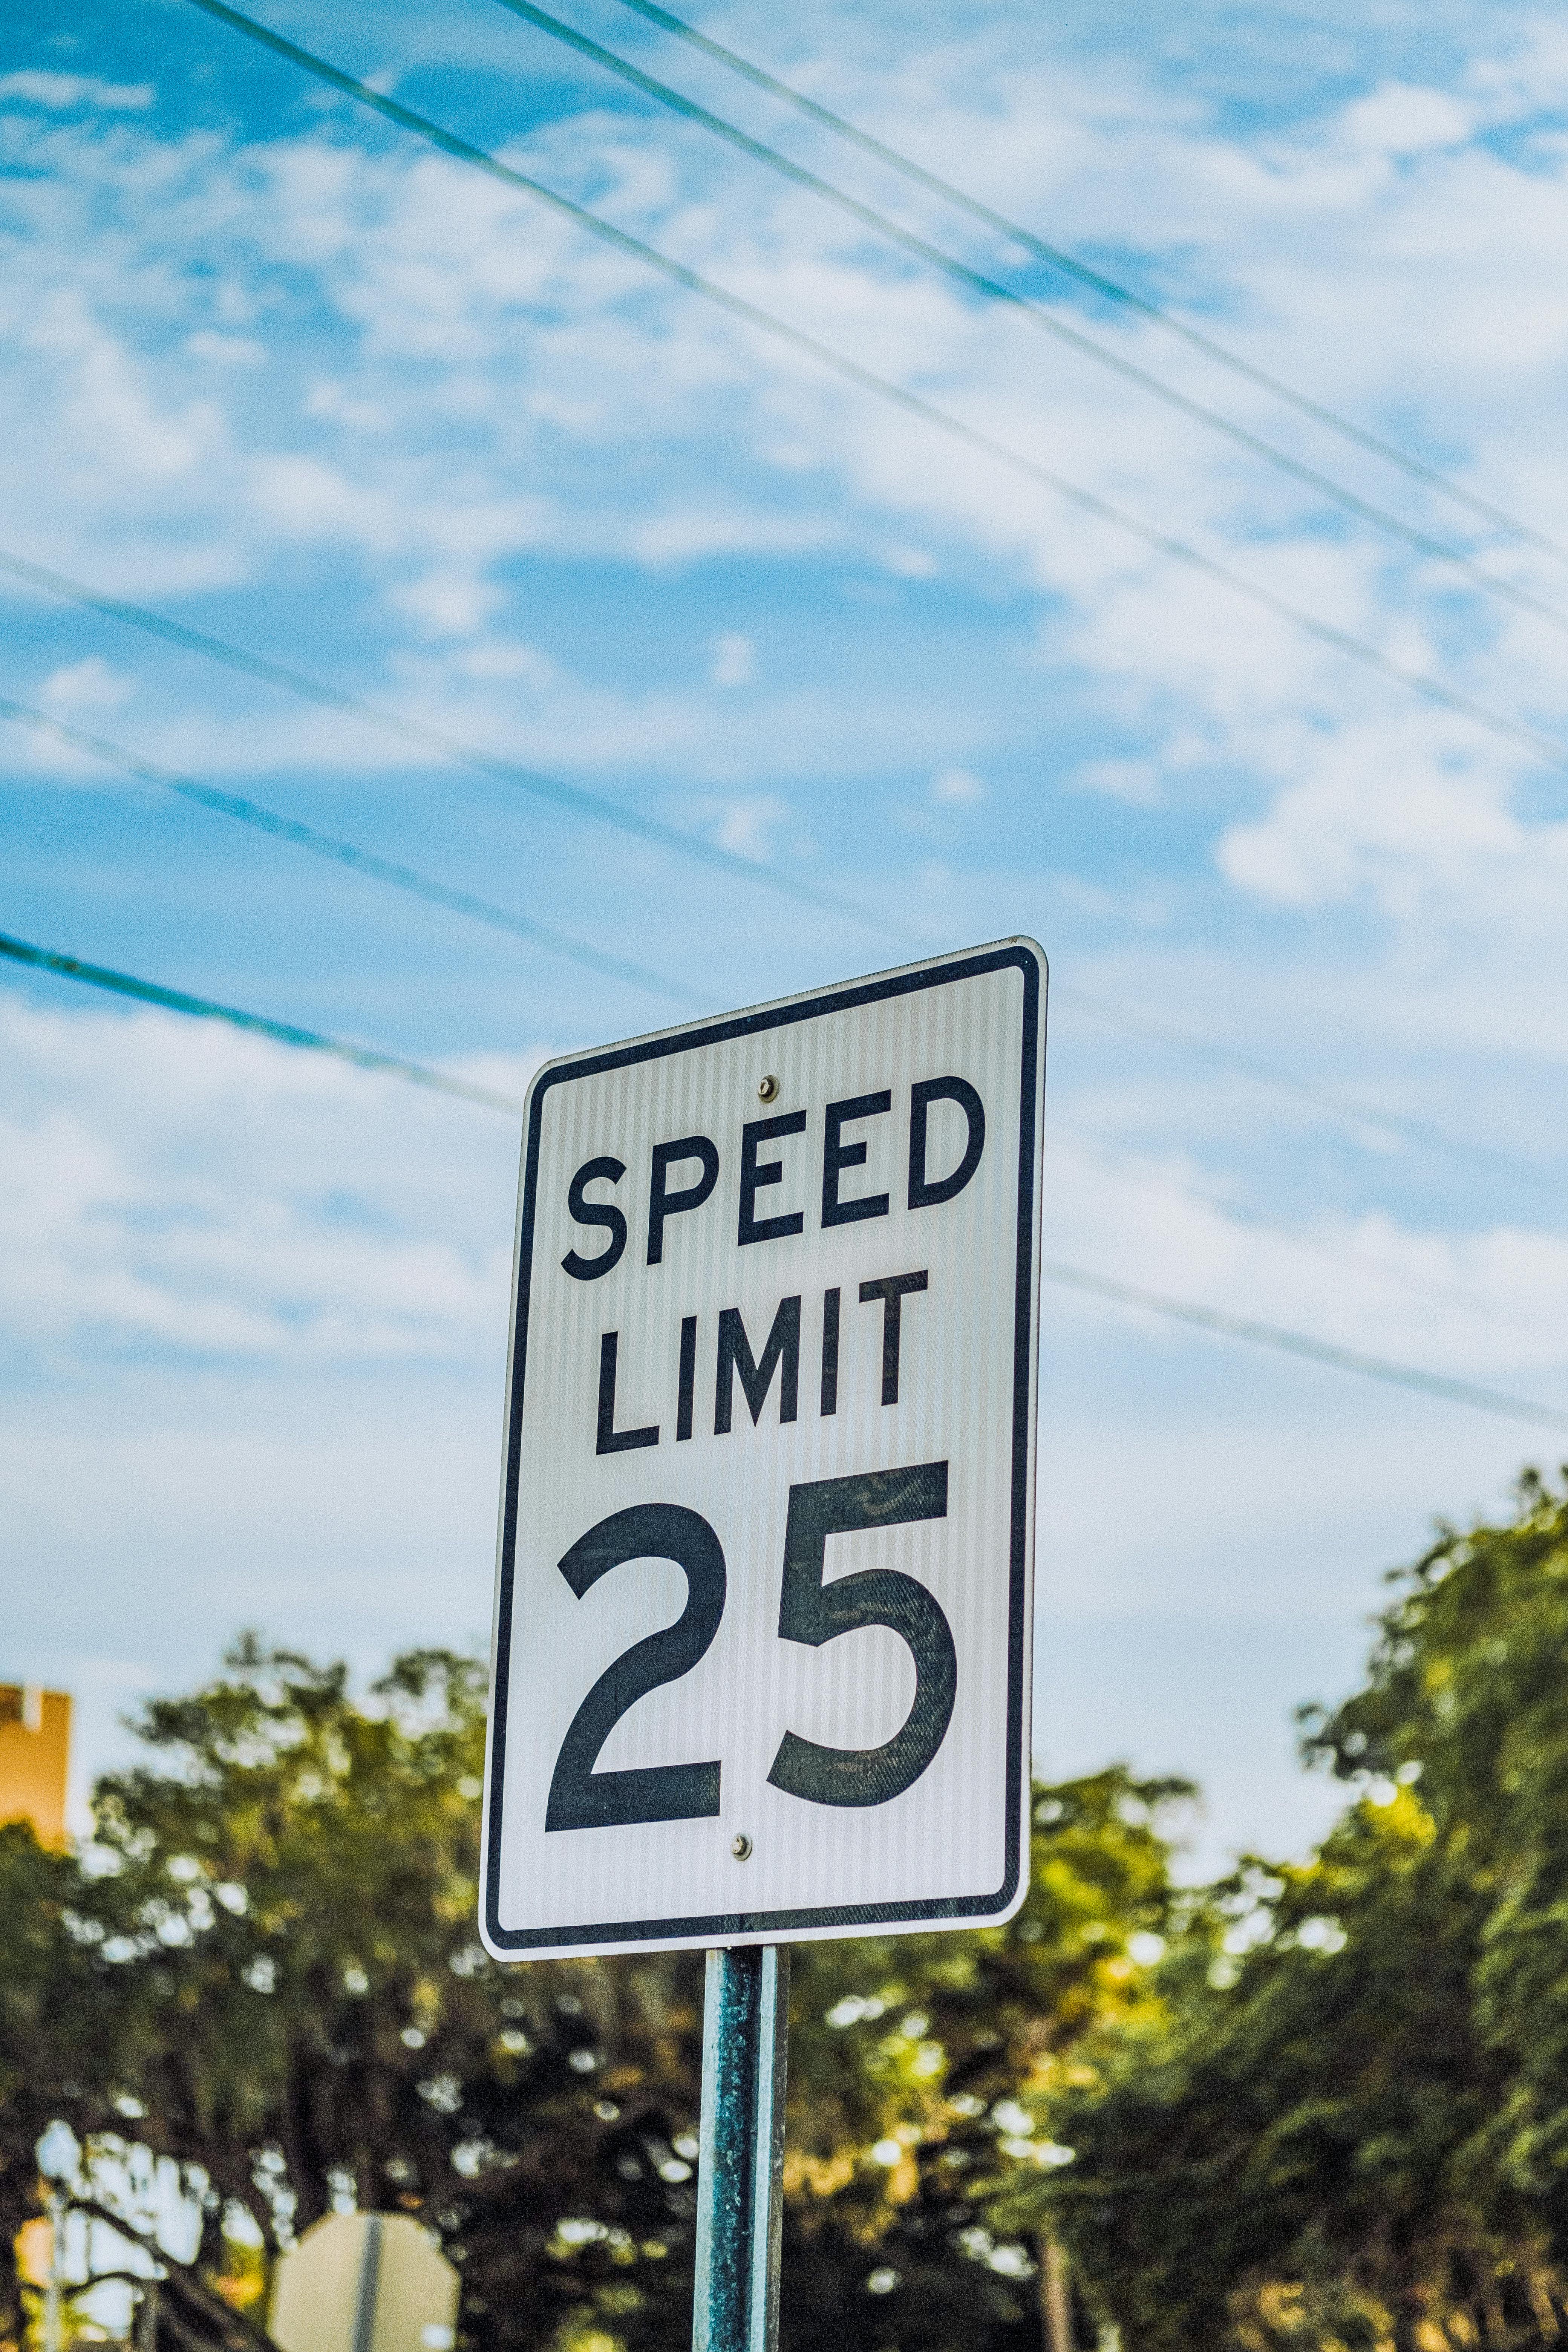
<box><xmin>0</xmin><ymin>1637</ymin><xmax>1185</xmax><ymax>2351</ymax></box>
<box><xmin>17</xmin><ymin>1471</ymin><xmax>1568</xmax><ymax>2351</ymax></box>
<box><xmin>1049</xmin><ymin>1470</ymin><xmax>1568</xmax><ymax>2352</ymax></box>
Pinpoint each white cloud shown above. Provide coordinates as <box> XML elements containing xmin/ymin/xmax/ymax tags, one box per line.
<box><xmin>184</xmin><ymin>330</ymin><xmax>265</xmax><ymax>368</ymax></box>
<box><xmin>0</xmin><ymin>997</ymin><xmax>536</xmax><ymax>1367</ymax></box>
<box><xmin>1338</xmin><ymin>83</ymin><xmax>1475</xmax><ymax>158</ymax></box>
<box><xmin>1212</xmin><ymin>711</ymin><xmax>1562</xmax><ymax>917</ymax></box>
<box><xmin>9</xmin><ymin>982</ymin><xmax>1557</xmax><ymax>1435</ymax></box>
<box><xmin>1072</xmin><ymin>758</ymin><xmax>1163</xmax><ymax>807</ymax></box>
<box><xmin>4</xmin><ymin>5</ymin><xmax>1566</xmax><ymax>894</ymax></box>
<box><xmin>712</xmin><ymin>793</ymin><xmax>790</xmax><ymax>858</ymax></box>
<box><xmin>931</xmin><ymin>766</ymin><xmax>985</xmax><ymax>806</ymax></box>
<box><xmin>390</xmin><ymin>567</ymin><xmax>507</xmax><ymax>640</ymax></box>
<box><xmin>709</xmin><ymin>630</ymin><xmax>756</xmax><ymax>688</ymax></box>
<box><xmin>13</xmin><ymin>987</ymin><xmax>1557</xmax><ymax>1412</ymax></box>
<box><xmin>1047</xmin><ymin>1119</ymin><xmax>1568</xmax><ymax>1386</ymax></box>
<box><xmin>0</xmin><ymin>73</ymin><xmax>153</xmax><ymax>112</ymax></box>
<box><xmin>40</xmin><ymin>655</ymin><xmax>133</xmax><ymax>714</ymax></box>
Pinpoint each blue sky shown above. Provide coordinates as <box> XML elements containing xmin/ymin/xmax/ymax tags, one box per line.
<box><xmin>5</xmin><ymin>0</ymin><xmax>1568</xmax><ymax>1871</ymax></box>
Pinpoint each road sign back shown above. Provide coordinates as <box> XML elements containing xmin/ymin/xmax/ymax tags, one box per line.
<box><xmin>481</xmin><ymin>939</ymin><xmax>1046</xmax><ymax>1960</ymax></box>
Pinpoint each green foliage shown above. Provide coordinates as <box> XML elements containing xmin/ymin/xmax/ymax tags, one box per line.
<box><xmin>1052</xmin><ymin>1470</ymin><xmax>1568</xmax><ymax>2351</ymax></box>
<box><xmin>55</xmin><ymin>1638</ymin><xmax>708</xmax><ymax>2348</ymax></box>
<box><xmin>1306</xmin><ymin>1467</ymin><xmax>1568</xmax><ymax>2233</ymax></box>
<box><xmin>783</xmin><ymin>1766</ymin><xmax>1192</xmax><ymax>2350</ymax></box>
<box><xmin>0</xmin><ymin>1638</ymin><xmax>1188</xmax><ymax>2352</ymax></box>
<box><xmin>20</xmin><ymin>1470</ymin><xmax>1568</xmax><ymax>2348</ymax></box>
<box><xmin>0</xmin><ymin>1821</ymin><xmax>137</xmax><ymax>2344</ymax></box>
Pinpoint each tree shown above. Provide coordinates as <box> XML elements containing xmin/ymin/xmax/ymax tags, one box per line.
<box><xmin>1309</xmin><ymin>1467</ymin><xmax>1568</xmax><ymax>2256</ymax></box>
<box><xmin>0</xmin><ymin>1822</ymin><xmax>139</xmax><ymax>2345</ymax></box>
<box><xmin>1049</xmin><ymin>1470</ymin><xmax>1568</xmax><ymax>2351</ymax></box>
<box><xmin>2</xmin><ymin>1638</ymin><xmax>1190</xmax><ymax>2352</ymax></box>
<box><xmin>52</xmin><ymin>1639</ymin><xmax>707</xmax><ymax>2349</ymax></box>
<box><xmin>790</xmin><ymin>1766</ymin><xmax>1189</xmax><ymax>2173</ymax></box>
<box><xmin>783</xmin><ymin>1768</ymin><xmax>1191</xmax><ymax>2352</ymax></box>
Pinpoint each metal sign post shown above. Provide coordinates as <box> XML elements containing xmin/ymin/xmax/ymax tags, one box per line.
<box><xmin>692</xmin><ymin>1946</ymin><xmax>790</xmax><ymax>2352</ymax></box>
<box><xmin>478</xmin><ymin>939</ymin><xmax>1047</xmax><ymax>2350</ymax></box>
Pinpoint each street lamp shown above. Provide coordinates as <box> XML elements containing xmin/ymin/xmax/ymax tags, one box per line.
<box><xmin>35</xmin><ymin>2121</ymin><xmax>80</xmax><ymax>2352</ymax></box>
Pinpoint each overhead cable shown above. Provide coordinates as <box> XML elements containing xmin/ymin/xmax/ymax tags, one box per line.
<box><xmin>494</xmin><ymin>0</ymin><xmax>1568</xmax><ymax>642</ymax></box>
<box><xmin>7</xmin><ymin>682</ymin><xmax>1544</xmax><ymax>1193</ymax></box>
<box><xmin>14</xmin><ymin>24</ymin><xmax>1559</xmax><ymax>1193</ymax></box>
<box><xmin>1043</xmin><ymin>1261</ymin><xmax>1568</xmax><ymax>1435</ymax></box>
<box><xmin>0</xmin><ymin>697</ymin><xmax>703</xmax><ymax>1008</ymax></box>
<box><xmin>606</xmin><ymin>0</ymin><xmax>1568</xmax><ymax>570</ymax></box>
<box><xmin>0</xmin><ymin>929</ymin><xmax>524</xmax><ymax>1113</ymax></box>
<box><xmin>173</xmin><ymin>0</ymin><xmax>1568</xmax><ymax>790</ymax></box>
<box><xmin>5</xmin><ymin>918</ymin><xmax>1562</xmax><ymax>1435</ymax></box>
<box><xmin>1053</xmin><ymin>981</ymin><xmax>1555</xmax><ymax>1190</ymax></box>
<box><xmin>0</xmin><ymin>550</ymin><xmax>900</xmax><ymax>943</ymax></box>
<box><xmin>1048</xmin><ymin>1124</ymin><xmax>1560</xmax><ymax>1345</ymax></box>
<box><xmin>5</xmin><ymin>541</ymin><xmax>1549</xmax><ymax>1190</ymax></box>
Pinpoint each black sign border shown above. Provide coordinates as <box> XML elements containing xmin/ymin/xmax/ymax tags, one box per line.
<box><xmin>484</xmin><ymin>940</ymin><xmax>1044</xmax><ymax>1952</ymax></box>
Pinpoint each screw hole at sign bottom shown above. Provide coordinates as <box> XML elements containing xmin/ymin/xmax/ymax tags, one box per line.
<box><xmin>731</xmin><ymin>1832</ymin><xmax>753</xmax><ymax>1859</ymax></box>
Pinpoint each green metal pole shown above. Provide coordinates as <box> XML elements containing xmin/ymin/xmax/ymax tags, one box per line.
<box><xmin>692</xmin><ymin>1946</ymin><xmax>790</xmax><ymax>2352</ymax></box>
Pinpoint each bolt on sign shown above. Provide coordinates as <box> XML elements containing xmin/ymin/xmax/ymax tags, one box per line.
<box><xmin>479</xmin><ymin>940</ymin><xmax>1046</xmax><ymax>1960</ymax></box>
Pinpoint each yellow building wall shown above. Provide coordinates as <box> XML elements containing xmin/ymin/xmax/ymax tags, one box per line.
<box><xmin>0</xmin><ymin>1686</ymin><xmax>72</xmax><ymax>1846</ymax></box>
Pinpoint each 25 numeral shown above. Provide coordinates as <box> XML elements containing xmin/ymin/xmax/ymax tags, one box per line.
<box><xmin>544</xmin><ymin>1464</ymin><xmax>953</xmax><ymax>1832</ymax></box>
<box><xmin>545</xmin><ymin>1503</ymin><xmax>726</xmax><ymax>1831</ymax></box>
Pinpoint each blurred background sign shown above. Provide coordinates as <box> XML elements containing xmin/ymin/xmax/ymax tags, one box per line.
<box><xmin>271</xmin><ymin>2213</ymin><xmax>458</xmax><ymax>2352</ymax></box>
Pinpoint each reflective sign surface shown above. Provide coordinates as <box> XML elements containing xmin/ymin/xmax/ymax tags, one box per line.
<box><xmin>481</xmin><ymin>940</ymin><xmax>1046</xmax><ymax>1958</ymax></box>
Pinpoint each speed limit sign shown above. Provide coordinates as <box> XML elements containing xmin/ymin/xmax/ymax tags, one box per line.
<box><xmin>479</xmin><ymin>940</ymin><xmax>1046</xmax><ymax>1959</ymax></box>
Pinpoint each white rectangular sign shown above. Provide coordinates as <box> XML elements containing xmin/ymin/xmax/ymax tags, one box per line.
<box><xmin>480</xmin><ymin>939</ymin><xmax>1046</xmax><ymax>1960</ymax></box>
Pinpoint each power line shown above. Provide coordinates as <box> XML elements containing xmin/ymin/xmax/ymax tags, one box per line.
<box><xmin>5</xmin><ymin>538</ymin><xmax>1545</xmax><ymax>1188</ymax></box>
<box><xmin>9</xmin><ymin>688</ymin><xmax>1547</xmax><ymax>1196</ymax></box>
<box><xmin>1048</xmin><ymin>1123</ymin><xmax>1560</xmax><ymax>1347</ymax></box>
<box><xmin>8</xmin><ymin>14</ymin><xmax>1555</xmax><ymax>1188</ymax></box>
<box><xmin>494</xmin><ymin>0</ymin><xmax>1568</xmax><ymax>645</ymax></box>
<box><xmin>606</xmin><ymin>0</ymin><xmax>1568</xmax><ymax>571</ymax></box>
<box><xmin>0</xmin><ymin>697</ymin><xmax>703</xmax><ymax>1009</ymax></box>
<box><xmin>1053</xmin><ymin>982</ymin><xmax>1556</xmax><ymax>1191</ymax></box>
<box><xmin>6</xmin><ymin>916</ymin><xmax>1560</xmax><ymax>1436</ymax></box>
<box><xmin>8</xmin><ymin>555</ymin><xmax>1549</xmax><ymax>1199</ymax></box>
<box><xmin>0</xmin><ymin>929</ymin><xmax>524</xmax><ymax>1113</ymax></box>
<box><xmin>0</xmin><ymin>550</ymin><xmax>901</xmax><ymax>944</ymax></box>
<box><xmin>1042</xmin><ymin>1260</ymin><xmax>1568</xmax><ymax>1435</ymax></box>
<box><xmin>173</xmin><ymin>0</ymin><xmax>1568</xmax><ymax>793</ymax></box>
